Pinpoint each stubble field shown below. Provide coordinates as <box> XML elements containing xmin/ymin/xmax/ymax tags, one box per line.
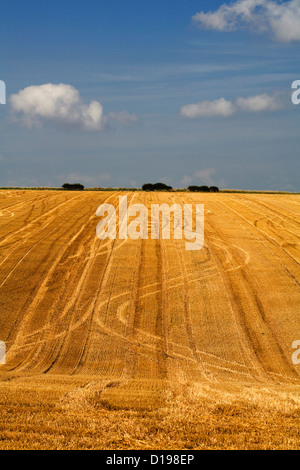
<box><xmin>0</xmin><ymin>190</ymin><xmax>299</xmax><ymax>450</ymax></box>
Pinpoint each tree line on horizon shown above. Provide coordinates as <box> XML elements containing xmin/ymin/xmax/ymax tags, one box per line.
<box><xmin>61</xmin><ymin>182</ymin><xmax>220</xmax><ymax>192</ymax></box>
<box><xmin>142</xmin><ymin>183</ymin><xmax>219</xmax><ymax>192</ymax></box>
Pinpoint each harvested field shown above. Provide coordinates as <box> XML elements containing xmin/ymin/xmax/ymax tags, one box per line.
<box><xmin>0</xmin><ymin>190</ymin><xmax>299</xmax><ymax>450</ymax></box>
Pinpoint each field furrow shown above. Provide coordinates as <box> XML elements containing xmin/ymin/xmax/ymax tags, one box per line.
<box><xmin>0</xmin><ymin>190</ymin><xmax>299</xmax><ymax>449</ymax></box>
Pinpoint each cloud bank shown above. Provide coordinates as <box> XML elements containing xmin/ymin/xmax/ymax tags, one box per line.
<box><xmin>10</xmin><ymin>83</ymin><xmax>137</xmax><ymax>131</ymax></box>
<box><xmin>180</xmin><ymin>92</ymin><xmax>284</xmax><ymax>118</ymax></box>
<box><xmin>192</xmin><ymin>0</ymin><xmax>300</xmax><ymax>42</ymax></box>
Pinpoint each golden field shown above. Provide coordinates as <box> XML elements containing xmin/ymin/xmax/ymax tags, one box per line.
<box><xmin>0</xmin><ymin>189</ymin><xmax>299</xmax><ymax>450</ymax></box>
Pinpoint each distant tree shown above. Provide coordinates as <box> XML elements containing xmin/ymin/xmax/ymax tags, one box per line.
<box><xmin>142</xmin><ymin>182</ymin><xmax>173</xmax><ymax>191</ymax></box>
<box><xmin>209</xmin><ymin>186</ymin><xmax>219</xmax><ymax>192</ymax></box>
<box><xmin>188</xmin><ymin>185</ymin><xmax>210</xmax><ymax>192</ymax></box>
<box><xmin>154</xmin><ymin>182</ymin><xmax>173</xmax><ymax>191</ymax></box>
<box><xmin>62</xmin><ymin>183</ymin><xmax>85</xmax><ymax>191</ymax></box>
<box><xmin>142</xmin><ymin>183</ymin><xmax>154</xmax><ymax>191</ymax></box>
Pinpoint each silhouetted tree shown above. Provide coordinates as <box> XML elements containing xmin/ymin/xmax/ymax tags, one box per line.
<box><xmin>188</xmin><ymin>185</ymin><xmax>210</xmax><ymax>192</ymax></box>
<box><xmin>142</xmin><ymin>183</ymin><xmax>154</xmax><ymax>191</ymax></box>
<box><xmin>142</xmin><ymin>182</ymin><xmax>173</xmax><ymax>191</ymax></box>
<box><xmin>209</xmin><ymin>186</ymin><xmax>219</xmax><ymax>192</ymax></box>
<box><xmin>62</xmin><ymin>183</ymin><xmax>85</xmax><ymax>191</ymax></box>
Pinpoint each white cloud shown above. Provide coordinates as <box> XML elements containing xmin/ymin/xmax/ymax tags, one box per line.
<box><xmin>192</xmin><ymin>0</ymin><xmax>300</xmax><ymax>42</ymax></box>
<box><xmin>236</xmin><ymin>92</ymin><xmax>283</xmax><ymax>111</ymax></box>
<box><xmin>180</xmin><ymin>92</ymin><xmax>283</xmax><ymax>119</ymax></box>
<box><xmin>10</xmin><ymin>83</ymin><xmax>137</xmax><ymax>131</ymax></box>
<box><xmin>180</xmin><ymin>98</ymin><xmax>235</xmax><ymax>118</ymax></box>
<box><xmin>10</xmin><ymin>83</ymin><xmax>106</xmax><ymax>131</ymax></box>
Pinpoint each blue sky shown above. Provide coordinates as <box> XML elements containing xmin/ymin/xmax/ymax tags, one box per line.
<box><xmin>0</xmin><ymin>0</ymin><xmax>299</xmax><ymax>190</ymax></box>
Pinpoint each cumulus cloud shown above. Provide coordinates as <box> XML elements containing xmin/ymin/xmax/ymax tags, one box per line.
<box><xmin>192</xmin><ymin>0</ymin><xmax>300</xmax><ymax>42</ymax></box>
<box><xmin>180</xmin><ymin>92</ymin><xmax>283</xmax><ymax>119</ymax></box>
<box><xmin>181</xmin><ymin>98</ymin><xmax>235</xmax><ymax>118</ymax></box>
<box><xmin>235</xmin><ymin>92</ymin><xmax>283</xmax><ymax>111</ymax></box>
<box><xmin>10</xmin><ymin>83</ymin><xmax>137</xmax><ymax>131</ymax></box>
